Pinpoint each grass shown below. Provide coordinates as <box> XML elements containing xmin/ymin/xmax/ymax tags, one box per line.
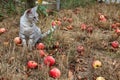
<box><xmin>0</xmin><ymin>2</ymin><xmax>120</xmax><ymax>80</ymax></box>
<box><xmin>0</xmin><ymin>0</ymin><xmax>17</xmax><ymax>15</ymax></box>
<box><xmin>60</xmin><ymin>0</ymin><xmax>96</xmax><ymax>9</ymax></box>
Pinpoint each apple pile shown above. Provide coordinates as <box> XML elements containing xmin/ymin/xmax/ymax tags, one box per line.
<box><xmin>80</xmin><ymin>23</ymin><xmax>94</xmax><ymax>34</ymax></box>
<box><xmin>110</xmin><ymin>21</ymin><xmax>120</xmax><ymax>41</ymax></box>
<box><xmin>110</xmin><ymin>22</ymin><xmax>120</xmax><ymax>36</ymax></box>
<box><xmin>35</xmin><ymin>42</ymin><xmax>61</xmax><ymax>78</ymax></box>
<box><xmin>26</xmin><ymin>42</ymin><xmax>61</xmax><ymax>79</ymax></box>
<box><xmin>110</xmin><ymin>23</ymin><xmax>120</xmax><ymax>49</ymax></box>
<box><xmin>56</xmin><ymin>17</ymin><xmax>74</xmax><ymax>30</ymax></box>
<box><xmin>62</xmin><ymin>17</ymin><xmax>73</xmax><ymax>23</ymax></box>
<box><xmin>52</xmin><ymin>20</ymin><xmax>62</xmax><ymax>27</ymax></box>
<box><xmin>13</xmin><ymin>21</ymin><xmax>61</xmax><ymax>79</ymax></box>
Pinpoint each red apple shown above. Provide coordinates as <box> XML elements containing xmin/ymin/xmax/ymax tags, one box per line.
<box><xmin>49</xmin><ymin>68</ymin><xmax>61</xmax><ymax>79</ymax></box>
<box><xmin>111</xmin><ymin>23</ymin><xmax>117</xmax><ymax>29</ymax></box>
<box><xmin>27</xmin><ymin>60</ymin><xmax>38</xmax><ymax>69</ymax></box>
<box><xmin>67</xmin><ymin>18</ymin><xmax>73</xmax><ymax>23</ymax></box>
<box><xmin>100</xmin><ymin>18</ymin><xmax>107</xmax><ymax>22</ymax></box>
<box><xmin>0</xmin><ymin>28</ymin><xmax>6</xmax><ymax>34</ymax></box>
<box><xmin>87</xmin><ymin>26</ymin><xmax>93</xmax><ymax>33</ymax></box>
<box><xmin>14</xmin><ymin>37</ymin><xmax>22</xmax><ymax>44</ymax></box>
<box><xmin>39</xmin><ymin>50</ymin><xmax>46</xmax><ymax>57</ymax></box>
<box><xmin>80</xmin><ymin>23</ymin><xmax>87</xmax><ymax>30</ymax></box>
<box><xmin>99</xmin><ymin>15</ymin><xmax>105</xmax><ymax>20</ymax></box>
<box><xmin>115</xmin><ymin>28</ymin><xmax>120</xmax><ymax>35</ymax></box>
<box><xmin>92</xmin><ymin>60</ymin><xmax>102</xmax><ymax>69</ymax></box>
<box><xmin>77</xmin><ymin>45</ymin><xmax>84</xmax><ymax>53</ymax></box>
<box><xmin>36</xmin><ymin>43</ymin><xmax>45</xmax><ymax>50</ymax></box>
<box><xmin>111</xmin><ymin>41</ymin><xmax>119</xmax><ymax>48</ymax></box>
<box><xmin>44</xmin><ymin>56</ymin><xmax>55</xmax><ymax>66</ymax></box>
<box><xmin>99</xmin><ymin>14</ymin><xmax>107</xmax><ymax>22</ymax></box>
<box><xmin>52</xmin><ymin>21</ymin><xmax>57</xmax><ymax>27</ymax></box>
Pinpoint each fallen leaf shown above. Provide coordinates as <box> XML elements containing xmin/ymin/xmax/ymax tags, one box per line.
<box><xmin>3</xmin><ymin>41</ymin><xmax>9</xmax><ymax>46</ymax></box>
<box><xmin>66</xmin><ymin>25</ymin><xmax>73</xmax><ymax>30</ymax></box>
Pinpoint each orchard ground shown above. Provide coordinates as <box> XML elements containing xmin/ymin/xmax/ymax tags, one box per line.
<box><xmin>0</xmin><ymin>3</ymin><xmax>120</xmax><ymax>80</ymax></box>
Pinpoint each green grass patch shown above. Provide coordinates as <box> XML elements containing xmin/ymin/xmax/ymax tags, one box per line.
<box><xmin>61</xmin><ymin>0</ymin><xmax>96</xmax><ymax>9</ymax></box>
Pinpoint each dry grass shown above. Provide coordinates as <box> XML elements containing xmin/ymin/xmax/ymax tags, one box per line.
<box><xmin>0</xmin><ymin>3</ymin><xmax>120</xmax><ymax>80</ymax></box>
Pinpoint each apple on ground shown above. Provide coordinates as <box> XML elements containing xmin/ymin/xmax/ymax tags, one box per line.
<box><xmin>67</xmin><ymin>18</ymin><xmax>73</xmax><ymax>23</ymax></box>
<box><xmin>98</xmin><ymin>13</ymin><xmax>107</xmax><ymax>22</ymax></box>
<box><xmin>100</xmin><ymin>17</ymin><xmax>107</xmax><ymax>22</ymax></box>
<box><xmin>52</xmin><ymin>21</ymin><xmax>57</xmax><ymax>27</ymax></box>
<box><xmin>77</xmin><ymin>45</ymin><xmax>85</xmax><ymax>56</ymax></box>
<box><xmin>14</xmin><ymin>37</ymin><xmax>22</xmax><ymax>44</ymax></box>
<box><xmin>96</xmin><ymin>76</ymin><xmax>105</xmax><ymax>80</ymax></box>
<box><xmin>87</xmin><ymin>26</ymin><xmax>93</xmax><ymax>33</ymax></box>
<box><xmin>27</xmin><ymin>60</ymin><xmax>38</xmax><ymax>69</ymax></box>
<box><xmin>111</xmin><ymin>41</ymin><xmax>119</xmax><ymax>48</ymax></box>
<box><xmin>100</xmin><ymin>15</ymin><xmax>105</xmax><ymax>19</ymax></box>
<box><xmin>77</xmin><ymin>45</ymin><xmax>84</xmax><ymax>53</ymax></box>
<box><xmin>44</xmin><ymin>56</ymin><xmax>55</xmax><ymax>66</ymax></box>
<box><xmin>111</xmin><ymin>23</ymin><xmax>117</xmax><ymax>29</ymax></box>
<box><xmin>115</xmin><ymin>28</ymin><xmax>120</xmax><ymax>35</ymax></box>
<box><xmin>0</xmin><ymin>28</ymin><xmax>6</xmax><ymax>34</ymax></box>
<box><xmin>92</xmin><ymin>60</ymin><xmax>102</xmax><ymax>69</ymax></box>
<box><xmin>49</xmin><ymin>68</ymin><xmax>61</xmax><ymax>79</ymax></box>
<box><xmin>36</xmin><ymin>43</ymin><xmax>45</xmax><ymax>50</ymax></box>
<box><xmin>80</xmin><ymin>23</ymin><xmax>87</xmax><ymax>30</ymax></box>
